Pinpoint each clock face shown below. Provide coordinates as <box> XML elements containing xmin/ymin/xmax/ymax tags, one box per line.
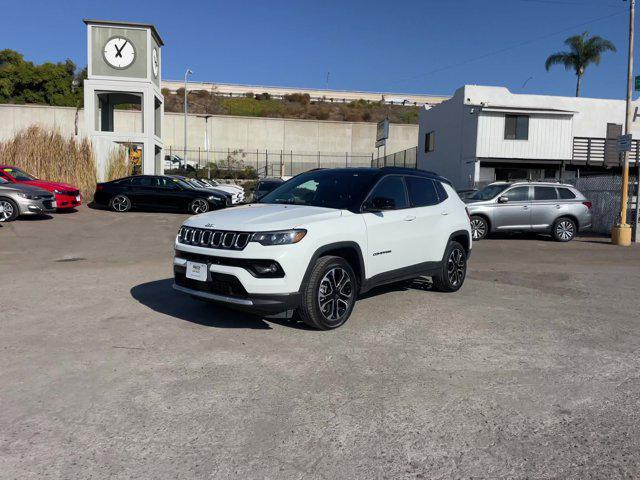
<box><xmin>152</xmin><ymin>48</ymin><xmax>159</xmax><ymax>77</ymax></box>
<box><xmin>103</xmin><ymin>37</ymin><xmax>136</xmax><ymax>69</ymax></box>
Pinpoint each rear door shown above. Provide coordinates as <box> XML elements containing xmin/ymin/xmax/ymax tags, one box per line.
<box><xmin>128</xmin><ymin>176</ymin><xmax>155</xmax><ymax>206</ymax></box>
<box><xmin>362</xmin><ymin>175</ymin><xmax>415</xmax><ymax>278</ymax></box>
<box><xmin>492</xmin><ymin>186</ymin><xmax>532</xmax><ymax>230</ymax></box>
<box><xmin>404</xmin><ymin>176</ymin><xmax>449</xmax><ymax>263</ymax></box>
<box><xmin>530</xmin><ymin>185</ymin><xmax>560</xmax><ymax>229</ymax></box>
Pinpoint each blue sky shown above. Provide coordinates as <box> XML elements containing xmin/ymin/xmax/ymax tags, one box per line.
<box><xmin>0</xmin><ymin>0</ymin><xmax>633</xmax><ymax>99</ymax></box>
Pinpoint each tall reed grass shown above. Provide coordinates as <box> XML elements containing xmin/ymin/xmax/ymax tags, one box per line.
<box><xmin>0</xmin><ymin>126</ymin><xmax>97</xmax><ymax>199</ymax></box>
<box><xmin>105</xmin><ymin>146</ymin><xmax>133</xmax><ymax>181</ymax></box>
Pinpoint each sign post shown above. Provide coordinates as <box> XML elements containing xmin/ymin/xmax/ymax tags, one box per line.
<box><xmin>376</xmin><ymin>119</ymin><xmax>389</xmax><ymax>166</ymax></box>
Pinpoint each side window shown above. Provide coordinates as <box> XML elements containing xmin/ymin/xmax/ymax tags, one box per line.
<box><xmin>155</xmin><ymin>177</ymin><xmax>179</xmax><ymax>189</ymax></box>
<box><xmin>534</xmin><ymin>186</ymin><xmax>558</xmax><ymax>200</ymax></box>
<box><xmin>503</xmin><ymin>186</ymin><xmax>530</xmax><ymax>202</ymax></box>
<box><xmin>405</xmin><ymin>176</ymin><xmax>439</xmax><ymax>207</ymax></box>
<box><xmin>130</xmin><ymin>176</ymin><xmax>152</xmax><ymax>187</ymax></box>
<box><xmin>368</xmin><ymin>176</ymin><xmax>409</xmax><ymax>209</ymax></box>
<box><xmin>557</xmin><ymin>188</ymin><xmax>576</xmax><ymax>200</ymax></box>
<box><xmin>434</xmin><ymin>181</ymin><xmax>449</xmax><ymax>202</ymax></box>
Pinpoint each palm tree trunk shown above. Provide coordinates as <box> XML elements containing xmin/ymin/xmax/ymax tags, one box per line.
<box><xmin>575</xmin><ymin>73</ymin><xmax>582</xmax><ymax>97</ymax></box>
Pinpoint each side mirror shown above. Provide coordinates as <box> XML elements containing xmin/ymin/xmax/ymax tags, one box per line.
<box><xmin>497</xmin><ymin>196</ymin><xmax>509</xmax><ymax>204</ymax></box>
<box><xmin>366</xmin><ymin>196</ymin><xmax>396</xmax><ymax>212</ymax></box>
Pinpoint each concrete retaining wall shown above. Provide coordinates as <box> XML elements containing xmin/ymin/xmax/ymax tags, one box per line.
<box><xmin>0</xmin><ymin>104</ymin><xmax>418</xmax><ymax>156</ymax></box>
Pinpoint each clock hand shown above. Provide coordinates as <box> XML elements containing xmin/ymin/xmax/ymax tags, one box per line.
<box><xmin>115</xmin><ymin>40</ymin><xmax>128</xmax><ymax>58</ymax></box>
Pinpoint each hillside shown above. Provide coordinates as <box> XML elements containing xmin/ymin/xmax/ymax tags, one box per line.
<box><xmin>161</xmin><ymin>89</ymin><xmax>419</xmax><ymax>124</ymax></box>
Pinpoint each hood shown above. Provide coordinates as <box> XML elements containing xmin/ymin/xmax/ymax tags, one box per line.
<box><xmin>190</xmin><ymin>187</ymin><xmax>228</xmax><ymax>198</ymax></box>
<box><xmin>22</xmin><ymin>179</ymin><xmax>77</xmax><ymax>192</ymax></box>
<box><xmin>212</xmin><ymin>185</ymin><xmax>242</xmax><ymax>195</ymax></box>
<box><xmin>0</xmin><ymin>182</ymin><xmax>53</xmax><ymax>195</ymax></box>
<box><xmin>184</xmin><ymin>203</ymin><xmax>342</xmax><ymax>231</ymax></box>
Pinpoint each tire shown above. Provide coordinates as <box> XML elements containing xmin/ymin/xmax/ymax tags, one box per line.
<box><xmin>189</xmin><ymin>198</ymin><xmax>210</xmax><ymax>214</ymax></box>
<box><xmin>0</xmin><ymin>197</ymin><xmax>19</xmax><ymax>222</ymax></box>
<box><xmin>298</xmin><ymin>256</ymin><xmax>357</xmax><ymax>330</ymax></box>
<box><xmin>552</xmin><ymin>217</ymin><xmax>576</xmax><ymax>242</ymax></box>
<box><xmin>432</xmin><ymin>241</ymin><xmax>467</xmax><ymax>292</ymax></box>
<box><xmin>109</xmin><ymin>194</ymin><xmax>131</xmax><ymax>212</ymax></box>
<box><xmin>470</xmin><ymin>215</ymin><xmax>488</xmax><ymax>240</ymax></box>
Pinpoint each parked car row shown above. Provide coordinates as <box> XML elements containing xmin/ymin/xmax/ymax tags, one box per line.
<box><xmin>0</xmin><ymin>166</ymin><xmax>82</xmax><ymax>222</ymax></box>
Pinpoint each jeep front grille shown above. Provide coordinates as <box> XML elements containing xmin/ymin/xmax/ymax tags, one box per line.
<box><xmin>178</xmin><ymin>227</ymin><xmax>251</xmax><ymax>250</ymax></box>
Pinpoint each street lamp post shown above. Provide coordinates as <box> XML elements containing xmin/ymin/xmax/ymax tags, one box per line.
<box><xmin>183</xmin><ymin>68</ymin><xmax>193</xmax><ymax>169</ymax></box>
<box><xmin>612</xmin><ymin>0</ymin><xmax>634</xmax><ymax>246</ymax></box>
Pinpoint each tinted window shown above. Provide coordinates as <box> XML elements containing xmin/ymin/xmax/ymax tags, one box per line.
<box><xmin>130</xmin><ymin>176</ymin><xmax>152</xmax><ymax>186</ymax></box>
<box><xmin>368</xmin><ymin>176</ymin><xmax>408</xmax><ymax>209</ymax></box>
<box><xmin>558</xmin><ymin>188</ymin><xmax>576</xmax><ymax>199</ymax></box>
<box><xmin>504</xmin><ymin>186</ymin><xmax>530</xmax><ymax>202</ymax></box>
<box><xmin>534</xmin><ymin>186</ymin><xmax>558</xmax><ymax>200</ymax></box>
<box><xmin>260</xmin><ymin>170</ymin><xmax>377</xmax><ymax>210</ymax></box>
<box><xmin>505</xmin><ymin>115</ymin><xmax>529</xmax><ymax>140</ymax></box>
<box><xmin>469</xmin><ymin>184</ymin><xmax>510</xmax><ymax>201</ymax></box>
<box><xmin>155</xmin><ymin>177</ymin><xmax>181</xmax><ymax>189</ymax></box>
<box><xmin>434</xmin><ymin>181</ymin><xmax>449</xmax><ymax>202</ymax></box>
<box><xmin>406</xmin><ymin>176</ymin><xmax>439</xmax><ymax>207</ymax></box>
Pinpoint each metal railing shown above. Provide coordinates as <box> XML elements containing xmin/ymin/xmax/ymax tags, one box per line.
<box><xmin>572</xmin><ymin>137</ymin><xmax>640</xmax><ymax>165</ymax></box>
<box><xmin>166</xmin><ymin>146</ymin><xmax>418</xmax><ymax>178</ymax></box>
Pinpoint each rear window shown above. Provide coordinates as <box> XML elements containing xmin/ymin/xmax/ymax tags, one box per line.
<box><xmin>557</xmin><ymin>188</ymin><xmax>576</xmax><ymax>199</ymax></box>
<box><xmin>131</xmin><ymin>176</ymin><xmax>153</xmax><ymax>186</ymax></box>
<box><xmin>405</xmin><ymin>176</ymin><xmax>439</xmax><ymax>207</ymax></box>
<box><xmin>504</xmin><ymin>186</ymin><xmax>530</xmax><ymax>202</ymax></box>
<box><xmin>534</xmin><ymin>186</ymin><xmax>558</xmax><ymax>200</ymax></box>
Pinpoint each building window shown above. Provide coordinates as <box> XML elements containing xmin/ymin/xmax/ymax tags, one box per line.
<box><xmin>425</xmin><ymin>131</ymin><xmax>435</xmax><ymax>152</ymax></box>
<box><xmin>504</xmin><ymin>115</ymin><xmax>529</xmax><ymax>140</ymax></box>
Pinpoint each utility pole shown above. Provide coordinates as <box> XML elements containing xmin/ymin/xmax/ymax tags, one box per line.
<box><xmin>612</xmin><ymin>0</ymin><xmax>634</xmax><ymax>246</ymax></box>
<box><xmin>326</xmin><ymin>71</ymin><xmax>330</xmax><ymax>90</ymax></box>
<box><xmin>183</xmin><ymin>68</ymin><xmax>193</xmax><ymax>169</ymax></box>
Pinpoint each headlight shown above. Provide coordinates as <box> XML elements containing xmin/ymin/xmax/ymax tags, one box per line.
<box><xmin>17</xmin><ymin>193</ymin><xmax>42</xmax><ymax>200</ymax></box>
<box><xmin>251</xmin><ymin>229</ymin><xmax>307</xmax><ymax>246</ymax></box>
<box><xmin>207</xmin><ymin>195</ymin><xmax>220</xmax><ymax>202</ymax></box>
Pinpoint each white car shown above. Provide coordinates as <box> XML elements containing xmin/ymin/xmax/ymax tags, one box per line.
<box><xmin>200</xmin><ymin>179</ymin><xmax>245</xmax><ymax>203</ymax></box>
<box><xmin>173</xmin><ymin>167</ymin><xmax>472</xmax><ymax>330</ymax></box>
<box><xmin>175</xmin><ymin>177</ymin><xmax>244</xmax><ymax>205</ymax></box>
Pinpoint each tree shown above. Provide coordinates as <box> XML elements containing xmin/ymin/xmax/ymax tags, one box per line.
<box><xmin>545</xmin><ymin>32</ymin><xmax>616</xmax><ymax>97</ymax></box>
<box><xmin>0</xmin><ymin>49</ymin><xmax>84</xmax><ymax>106</ymax></box>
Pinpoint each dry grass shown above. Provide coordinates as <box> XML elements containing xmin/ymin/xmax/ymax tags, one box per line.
<box><xmin>0</xmin><ymin>126</ymin><xmax>97</xmax><ymax>199</ymax></box>
<box><xmin>105</xmin><ymin>146</ymin><xmax>132</xmax><ymax>181</ymax></box>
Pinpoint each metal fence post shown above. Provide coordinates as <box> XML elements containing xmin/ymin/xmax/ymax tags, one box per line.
<box><xmin>265</xmin><ymin>150</ymin><xmax>269</xmax><ymax>177</ymax></box>
<box><xmin>317</xmin><ymin>151</ymin><xmax>320</xmax><ymax>168</ymax></box>
<box><xmin>280</xmin><ymin>150</ymin><xmax>284</xmax><ymax>177</ymax></box>
<box><xmin>290</xmin><ymin>150</ymin><xmax>293</xmax><ymax>176</ymax></box>
<box><xmin>345</xmin><ymin>152</ymin><xmax>348</xmax><ymax>168</ymax></box>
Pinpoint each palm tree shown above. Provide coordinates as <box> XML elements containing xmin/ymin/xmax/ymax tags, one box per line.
<box><xmin>545</xmin><ymin>32</ymin><xmax>616</xmax><ymax>97</ymax></box>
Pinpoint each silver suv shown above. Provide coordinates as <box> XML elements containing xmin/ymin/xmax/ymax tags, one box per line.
<box><xmin>464</xmin><ymin>181</ymin><xmax>592</xmax><ymax>242</ymax></box>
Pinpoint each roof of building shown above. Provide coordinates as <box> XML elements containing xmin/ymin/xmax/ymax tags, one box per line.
<box><xmin>83</xmin><ymin>19</ymin><xmax>164</xmax><ymax>46</ymax></box>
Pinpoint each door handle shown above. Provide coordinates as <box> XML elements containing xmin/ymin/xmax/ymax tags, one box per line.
<box><xmin>404</xmin><ymin>215</ymin><xmax>417</xmax><ymax>221</ymax></box>
<box><xmin>523</xmin><ymin>205</ymin><xmax>529</xmax><ymax>210</ymax></box>
<box><xmin>555</xmin><ymin>204</ymin><xmax>561</xmax><ymax>209</ymax></box>
<box><xmin>441</xmin><ymin>211</ymin><xmax>449</xmax><ymax>216</ymax></box>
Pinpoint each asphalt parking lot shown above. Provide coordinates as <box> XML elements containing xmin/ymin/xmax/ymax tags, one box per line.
<box><xmin>1</xmin><ymin>207</ymin><xmax>640</xmax><ymax>479</ymax></box>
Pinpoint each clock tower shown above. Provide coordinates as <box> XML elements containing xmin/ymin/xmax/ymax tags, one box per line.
<box><xmin>83</xmin><ymin>19</ymin><xmax>164</xmax><ymax>180</ymax></box>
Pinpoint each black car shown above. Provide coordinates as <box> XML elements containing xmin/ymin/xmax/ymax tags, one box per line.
<box><xmin>93</xmin><ymin>175</ymin><xmax>231</xmax><ymax>214</ymax></box>
<box><xmin>253</xmin><ymin>178</ymin><xmax>284</xmax><ymax>201</ymax></box>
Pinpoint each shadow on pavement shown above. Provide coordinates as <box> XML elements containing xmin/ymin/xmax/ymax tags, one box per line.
<box><xmin>130</xmin><ymin>278</ymin><xmax>307</xmax><ymax>330</ymax></box>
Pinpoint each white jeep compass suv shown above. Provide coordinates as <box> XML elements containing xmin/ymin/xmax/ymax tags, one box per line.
<box><xmin>173</xmin><ymin>167</ymin><xmax>471</xmax><ymax>330</ymax></box>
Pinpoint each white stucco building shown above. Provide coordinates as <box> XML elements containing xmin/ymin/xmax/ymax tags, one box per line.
<box><xmin>417</xmin><ymin>85</ymin><xmax>640</xmax><ymax>189</ymax></box>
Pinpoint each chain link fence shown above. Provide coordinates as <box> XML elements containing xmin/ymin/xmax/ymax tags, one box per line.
<box><xmin>165</xmin><ymin>146</ymin><xmax>418</xmax><ymax>178</ymax></box>
<box><xmin>567</xmin><ymin>174</ymin><xmax>639</xmax><ymax>234</ymax></box>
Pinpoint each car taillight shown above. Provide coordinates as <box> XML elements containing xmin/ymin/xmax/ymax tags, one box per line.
<box><xmin>96</xmin><ymin>185</ymin><xmax>104</xmax><ymax>191</ymax></box>
<box><xmin>582</xmin><ymin>201</ymin><xmax>592</xmax><ymax>209</ymax></box>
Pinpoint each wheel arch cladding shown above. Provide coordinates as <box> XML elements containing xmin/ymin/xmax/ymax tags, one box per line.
<box><xmin>448</xmin><ymin>230</ymin><xmax>471</xmax><ymax>256</ymax></box>
<box><xmin>300</xmin><ymin>242</ymin><xmax>365</xmax><ymax>292</ymax></box>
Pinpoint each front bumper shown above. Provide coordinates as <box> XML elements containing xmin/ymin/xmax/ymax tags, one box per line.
<box><xmin>54</xmin><ymin>193</ymin><xmax>82</xmax><ymax>209</ymax></box>
<box><xmin>17</xmin><ymin>197</ymin><xmax>57</xmax><ymax>215</ymax></box>
<box><xmin>173</xmin><ymin>262</ymin><xmax>300</xmax><ymax>314</ymax></box>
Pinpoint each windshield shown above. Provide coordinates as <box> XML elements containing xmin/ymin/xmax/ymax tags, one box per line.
<box><xmin>469</xmin><ymin>184</ymin><xmax>510</xmax><ymax>201</ymax></box>
<box><xmin>259</xmin><ymin>170</ymin><xmax>378</xmax><ymax>210</ymax></box>
<box><xmin>2</xmin><ymin>167</ymin><xmax>36</xmax><ymax>181</ymax></box>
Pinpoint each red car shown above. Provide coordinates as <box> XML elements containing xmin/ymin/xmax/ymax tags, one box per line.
<box><xmin>0</xmin><ymin>165</ymin><xmax>82</xmax><ymax>210</ymax></box>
